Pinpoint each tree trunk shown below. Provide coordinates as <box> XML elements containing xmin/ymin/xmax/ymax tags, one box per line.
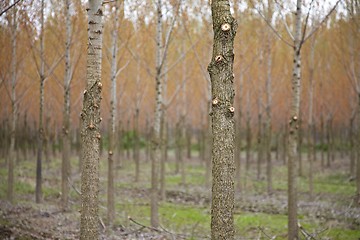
<box><xmin>107</xmin><ymin>0</ymin><xmax>120</xmax><ymax>227</ymax></box>
<box><xmin>150</xmin><ymin>0</ymin><xmax>164</xmax><ymax>227</ymax></box>
<box><xmin>61</xmin><ymin>0</ymin><xmax>72</xmax><ymax>210</ymax></box>
<box><xmin>36</xmin><ymin>0</ymin><xmax>45</xmax><ymax>204</ymax></box>
<box><xmin>288</xmin><ymin>1</ymin><xmax>302</xmax><ymax>239</ymax></box>
<box><xmin>265</xmin><ymin>18</ymin><xmax>273</xmax><ymax>194</ymax></box>
<box><xmin>8</xmin><ymin>3</ymin><xmax>17</xmax><ymax>203</ymax></box>
<box><xmin>308</xmin><ymin>36</ymin><xmax>316</xmax><ymax>201</ymax></box>
<box><xmin>80</xmin><ymin>0</ymin><xmax>103</xmax><ymax>238</ymax></box>
<box><xmin>208</xmin><ymin>1</ymin><xmax>237</xmax><ymax>239</ymax></box>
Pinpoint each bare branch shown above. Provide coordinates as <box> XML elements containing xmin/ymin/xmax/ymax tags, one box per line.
<box><xmin>303</xmin><ymin>0</ymin><xmax>341</xmax><ymax>42</ymax></box>
<box><xmin>300</xmin><ymin>0</ymin><xmax>316</xmax><ymax>46</ymax></box>
<box><xmin>159</xmin><ymin>0</ymin><xmax>182</xmax><ymax>72</ymax></box>
<box><xmin>250</xmin><ymin>0</ymin><xmax>293</xmax><ymax>48</ymax></box>
<box><xmin>115</xmin><ymin>60</ymin><xmax>130</xmax><ymax>78</ymax></box>
<box><xmin>0</xmin><ymin>0</ymin><xmax>21</xmax><ymax>17</ymax></box>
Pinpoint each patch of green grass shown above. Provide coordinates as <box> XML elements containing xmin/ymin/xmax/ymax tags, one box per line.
<box><xmin>43</xmin><ymin>186</ymin><xmax>59</xmax><ymax>199</ymax></box>
<box><xmin>160</xmin><ymin>203</ymin><xmax>210</xmax><ymax>232</ymax></box>
<box><xmin>15</xmin><ymin>181</ymin><xmax>34</xmax><ymax>195</ymax></box>
<box><xmin>235</xmin><ymin>212</ymin><xmax>288</xmax><ymax>236</ymax></box>
<box><xmin>325</xmin><ymin>228</ymin><xmax>360</xmax><ymax>240</ymax></box>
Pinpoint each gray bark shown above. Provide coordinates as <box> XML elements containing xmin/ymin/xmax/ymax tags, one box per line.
<box><xmin>150</xmin><ymin>0</ymin><xmax>164</xmax><ymax>227</ymax></box>
<box><xmin>62</xmin><ymin>0</ymin><xmax>71</xmax><ymax>210</ymax></box>
<box><xmin>36</xmin><ymin>0</ymin><xmax>45</xmax><ymax>204</ymax></box>
<box><xmin>307</xmin><ymin>35</ymin><xmax>316</xmax><ymax>200</ymax></box>
<box><xmin>107</xmin><ymin>0</ymin><xmax>120</xmax><ymax>227</ymax></box>
<box><xmin>8</xmin><ymin>2</ymin><xmax>17</xmax><ymax>203</ymax></box>
<box><xmin>80</xmin><ymin>0</ymin><xmax>103</xmax><ymax>238</ymax></box>
<box><xmin>265</xmin><ymin>10</ymin><xmax>273</xmax><ymax>193</ymax></box>
<box><xmin>208</xmin><ymin>1</ymin><xmax>237</xmax><ymax>239</ymax></box>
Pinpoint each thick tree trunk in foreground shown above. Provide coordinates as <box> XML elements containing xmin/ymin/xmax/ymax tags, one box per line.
<box><xmin>288</xmin><ymin>0</ymin><xmax>302</xmax><ymax>239</ymax></box>
<box><xmin>36</xmin><ymin>0</ymin><xmax>45</xmax><ymax>204</ymax></box>
<box><xmin>62</xmin><ymin>0</ymin><xmax>71</xmax><ymax>210</ymax></box>
<box><xmin>208</xmin><ymin>1</ymin><xmax>237</xmax><ymax>239</ymax></box>
<box><xmin>80</xmin><ymin>0</ymin><xmax>103</xmax><ymax>238</ymax></box>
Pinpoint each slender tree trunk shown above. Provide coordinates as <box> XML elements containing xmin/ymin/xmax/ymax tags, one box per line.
<box><xmin>62</xmin><ymin>0</ymin><xmax>71</xmax><ymax>210</ymax></box>
<box><xmin>208</xmin><ymin>1</ymin><xmax>237</xmax><ymax>239</ymax></box>
<box><xmin>8</xmin><ymin>3</ymin><xmax>17</xmax><ymax>203</ymax></box>
<box><xmin>288</xmin><ymin>1</ymin><xmax>302</xmax><ymax>238</ymax></box>
<box><xmin>265</xmin><ymin>23</ymin><xmax>273</xmax><ymax>194</ymax></box>
<box><xmin>245</xmin><ymin>91</ymin><xmax>251</xmax><ymax>172</ymax></box>
<box><xmin>107</xmin><ymin>0</ymin><xmax>120</xmax><ymax>227</ymax></box>
<box><xmin>150</xmin><ymin>0</ymin><xmax>164</xmax><ymax>227</ymax></box>
<box><xmin>80</xmin><ymin>0</ymin><xmax>103</xmax><ymax>238</ymax></box>
<box><xmin>36</xmin><ymin>0</ymin><xmax>45</xmax><ymax>203</ymax></box>
<box><xmin>308</xmin><ymin>36</ymin><xmax>316</xmax><ymax>201</ymax></box>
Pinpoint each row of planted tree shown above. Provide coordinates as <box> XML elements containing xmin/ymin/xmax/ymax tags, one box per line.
<box><xmin>0</xmin><ymin>111</ymin><xmax>357</xmax><ymax>178</ymax></box>
<box><xmin>1</xmin><ymin>0</ymin><xmax>359</xmax><ymax>239</ymax></box>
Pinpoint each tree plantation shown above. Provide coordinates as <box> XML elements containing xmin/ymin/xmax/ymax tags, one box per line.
<box><xmin>0</xmin><ymin>0</ymin><xmax>359</xmax><ymax>239</ymax></box>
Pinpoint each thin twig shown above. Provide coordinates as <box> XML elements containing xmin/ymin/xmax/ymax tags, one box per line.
<box><xmin>0</xmin><ymin>0</ymin><xmax>21</xmax><ymax>17</ymax></box>
<box><xmin>258</xmin><ymin>226</ymin><xmax>276</xmax><ymax>240</ymax></box>
<box><xmin>128</xmin><ymin>216</ymin><xmax>161</xmax><ymax>232</ymax></box>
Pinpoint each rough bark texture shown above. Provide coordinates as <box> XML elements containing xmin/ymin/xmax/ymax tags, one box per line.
<box><xmin>8</xmin><ymin>3</ymin><xmax>17</xmax><ymax>203</ymax></box>
<box><xmin>36</xmin><ymin>0</ymin><xmax>45</xmax><ymax>204</ymax></box>
<box><xmin>62</xmin><ymin>0</ymin><xmax>71</xmax><ymax>210</ymax></box>
<box><xmin>208</xmin><ymin>1</ymin><xmax>237</xmax><ymax>239</ymax></box>
<box><xmin>288</xmin><ymin>0</ymin><xmax>302</xmax><ymax>239</ymax></box>
<box><xmin>80</xmin><ymin>0</ymin><xmax>103</xmax><ymax>238</ymax></box>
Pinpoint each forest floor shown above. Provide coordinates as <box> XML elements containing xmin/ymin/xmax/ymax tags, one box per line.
<box><xmin>0</xmin><ymin>150</ymin><xmax>360</xmax><ymax>239</ymax></box>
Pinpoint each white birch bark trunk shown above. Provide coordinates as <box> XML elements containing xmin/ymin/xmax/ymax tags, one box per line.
<box><xmin>107</xmin><ymin>0</ymin><xmax>120</xmax><ymax>227</ymax></box>
<box><xmin>288</xmin><ymin>0</ymin><xmax>302</xmax><ymax>238</ymax></box>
